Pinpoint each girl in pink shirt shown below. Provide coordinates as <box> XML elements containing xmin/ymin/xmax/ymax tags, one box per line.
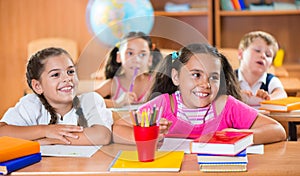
<box><xmin>140</xmin><ymin>43</ymin><xmax>285</xmax><ymax>144</ymax></box>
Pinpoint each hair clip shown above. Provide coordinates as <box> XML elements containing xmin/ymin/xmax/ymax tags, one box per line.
<box><xmin>171</xmin><ymin>51</ymin><xmax>178</xmax><ymax>60</ymax></box>
<box><xmin>115</xmin><ymin>42</ymin><xmax>120</xmax><ymax>48</ymax></box>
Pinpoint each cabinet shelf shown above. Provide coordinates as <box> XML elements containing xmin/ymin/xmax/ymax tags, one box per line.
<box><xmin>219</xmin><ymin>10</ymin><xmax>300</xmax><ymax>16</ymax></box>
<box><xmin>155</xmin><ymin>10</ymin><xmax>208</xmax><ymax>17</ymax></box>
<box><xmin>215</xmin><ymin>0</ymin><xmax>300</xmax><ymax>64</ymax></box>
<box><xmin>150</xmin><ymin>0</ymin><xmax>212</xmax><ymax>49</ymax></box>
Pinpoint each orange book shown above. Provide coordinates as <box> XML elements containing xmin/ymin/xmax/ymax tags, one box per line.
<box><xmin>231</xmin><ymin>0</ymin><xmax>241</xmax><ymax>10</ymax></box>
<box><xmin>0</xmin><ymin>136</ymin><xmax>40</xmax><ymax>162</ymax></box>
<box><xmin>259</xmin><ymin>97</ymin><xmax>300</xmax><ymax>112</ymax></box>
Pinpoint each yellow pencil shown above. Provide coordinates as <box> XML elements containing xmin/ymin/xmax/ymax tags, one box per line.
<box><xmin>141</xmin><ymin>110</ymin><xmax>145</xmax><ymax>127</ymax></box>
<box><xmin>145</xmin><ymin>109</ymin><xmax>149</xmax><ymax>127</ymax></box>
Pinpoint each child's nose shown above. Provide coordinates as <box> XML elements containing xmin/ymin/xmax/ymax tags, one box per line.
<box><xmin>62</xmin><ymin>73</ymin><xmax>72</xmax><ymax>82</ymax></box>
<box><xmin>196</xmin><ymin>77</ymin><xmax>211</xmax><ymax>89</ymax></box>
<box><xmin>134</xmin><ymin>55</ymin><xmax>142</xmax><ymax>62</ymax></box>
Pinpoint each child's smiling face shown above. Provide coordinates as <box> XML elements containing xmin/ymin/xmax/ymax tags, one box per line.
<box><xmin>32</xmin><ymin>54</ymin><xmax>78</xmax><ymax>107</ymax></box>
<box><xmin>172</xmin><ymin>53</ymin><xmax>221</xmax><ymax>109</ymax></box>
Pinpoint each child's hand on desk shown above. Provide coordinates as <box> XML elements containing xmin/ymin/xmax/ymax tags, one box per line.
<box><xmin>256</xmin><ymin>89</ymin><xmax>271</xmax><ymax>100</ymax></box>
<box><xmin>44</xmin><ymin>124</ymin><xmax>83</xmax><ymax>144</ymax></box>
<box><xmin>242</xmin><ymin>90</ymin><xmax>253</xmax><ymax>97</ymax></box>
<box><xmin>115</xmin><ymin>92</ymin><xmax>138</xmax><ymax>107</ymax></box>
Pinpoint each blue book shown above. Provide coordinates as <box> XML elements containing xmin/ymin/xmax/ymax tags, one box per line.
<box><xmin>0</xmin><ymin>153</ymin><xmax>41</xmax><ymax>175</ymax></box>
<box><xmin>238</xmin><ymin>0</ymin><xmax>247</xmax><ymax>10</ymax></box>
<box><xmin>197</xmin><ymin>150</ymin><xmax>247</xmax><ymax>164</ymax></box>
<box><xmin>197</xmin><ymin>149</ymin><xmax>246</xmax><ymax>157</ymax></box>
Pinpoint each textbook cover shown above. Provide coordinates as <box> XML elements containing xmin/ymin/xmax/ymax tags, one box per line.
<box><xmin>260</xmin><ymin>97</ymin><xmax>300</xmax><ymax>112</ymax></box>
<box><xmin>190</xmin><ymin>131</ymin><xmax>253</xmax><ymax>155</ymax></box>
<box><xmin>109</xmin><ymin>151</ymin><xmax>184</xmax><ymax>172</ymax></box>
<box><xmin>0</xmin><ymin>153</ymin><xmax>41</xmax><ymax>175</ymax></box>
<box><xmin>0</xmin><ymin>136</ymin><xmax>40</xmax><ymax>162</ymax></box>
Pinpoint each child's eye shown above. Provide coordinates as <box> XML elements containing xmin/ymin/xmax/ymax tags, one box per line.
<box><xmin>191</xmin><ymin>73</ymin><xmax>201</xmax><ymax>78</ymax></box>
<box><xmin>265</xmin><ymin>52</ymin><xmax>273</xmax><ymax>58</ymax></box>
<box><xmin>126</xmin><ymin>51</ymin><xmax>134</xmax><ymax>56</ymax></box>
<box><xmin>138</xmin><ymin>53</ymin><xmax>147</xmax><ymax>58</ymax></box>
<box><xmin>209</xmin><ymin>75</ymin><xmax>219</xmax><ymax>81</ymax></box>
<box><xmin>254</xmin><ymin>48</ymin><xmax>261</xmax><ymax>53</ymax></box>
<box><xmin>67</xmin><ymin>69</ymin><xmax>76</xmax><ymax>75</ymax></box>
<box><xmin>51</xmin><ymin>72</ymin><xmax>60</xmax><ymax>77</ymax></box>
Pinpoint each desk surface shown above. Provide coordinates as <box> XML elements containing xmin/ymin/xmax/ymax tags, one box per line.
<box><xmin>14</xmin><ymin>141</ymin><xmax>300</xmax><ymax>176</ymax></box>
<box><xmin>279</xmin><ymin>77</ymin><xmax>300</xmax><ymax>96</ymax></box>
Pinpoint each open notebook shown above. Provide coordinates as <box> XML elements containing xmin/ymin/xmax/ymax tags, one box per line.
<box><xmin>40</xmin><ymin>145</ymin><xmax>101</xmax><ymax>157</ymax></box>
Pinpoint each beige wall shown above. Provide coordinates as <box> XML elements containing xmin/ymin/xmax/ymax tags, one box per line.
<box><xmin>0</xmin><ymin>0</ymin><xmax>93</xmax><ymax>117</ymax></box>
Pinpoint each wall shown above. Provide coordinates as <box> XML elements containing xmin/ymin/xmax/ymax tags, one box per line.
<box><xmin>0</xmin><ymin>0</ymin><xmax>94</xmax><ymax>117</ymax></box>
<box><xmin>1</xmin><ymin>0</ymin><xmax>299</xmax><ymax>117</ymax></box>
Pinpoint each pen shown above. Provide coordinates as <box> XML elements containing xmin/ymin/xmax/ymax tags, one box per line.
<box><xmin>129</xmin><ymin>67</ymin><xmax>138</xmax><ymax>92</ymax></box>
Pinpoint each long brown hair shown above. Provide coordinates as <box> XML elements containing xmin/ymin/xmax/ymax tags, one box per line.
<box><xmin>26</xmin><ymin>47</ymin><xmax>88</xmax><ymax>127</ymax></box>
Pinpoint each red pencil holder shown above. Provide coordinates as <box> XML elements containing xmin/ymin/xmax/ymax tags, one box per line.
<box><xmin>133</xmin><ymin>125</ymin><xmax>159</xmax><ymax>162</ymax></box>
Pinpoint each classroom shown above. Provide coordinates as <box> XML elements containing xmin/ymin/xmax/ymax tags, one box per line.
<box><xmin>0</xmin><ymin>0</ymin><xmax>300</xmax><ymax>175</ymax></box>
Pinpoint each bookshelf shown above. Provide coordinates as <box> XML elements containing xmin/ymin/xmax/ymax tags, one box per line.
<box><xmin>214</xmin><ymin>0</ymin><xmax>300</xmax><ymax>65</ymax></box>
<box><xmin>150</xmin><ymin>0</ymin><xmax>213</xmax><ymax>49</ymax></box>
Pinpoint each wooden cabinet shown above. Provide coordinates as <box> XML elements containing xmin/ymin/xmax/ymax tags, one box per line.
<box><xmin>214</xmin><ymin>0</ymin><xmax>300</xmax><ymax>64</ymax></box>
<box><xmin>150</xmin><ymin>0</ymin><xmax>213</xmax><ymax>49</ymax></box>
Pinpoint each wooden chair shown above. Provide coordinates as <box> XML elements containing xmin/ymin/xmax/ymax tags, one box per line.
<box><xmin>27</xmin><ymin>37</ymin><xmax>78</xmax><ymax>63</ymax></box>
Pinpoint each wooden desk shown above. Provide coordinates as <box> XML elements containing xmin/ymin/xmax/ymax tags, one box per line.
<box><xmin>268</xmin><ymin>113</ymin><xmax>300</xmax><ymax>141</ymax></box>
<box><xmin>279</xmin><ymin>77</ymin><xmax>300</xmax><ymax>96</ymax></box>
<box><xmin>272</xmin><ymin>66</ymin><xmax>289</xmax><ymax>78</ymax></box>
<box><xmin>14</xmin><ymin>141</ymin><xmax>300</xmax><ymax>176</ymax></box>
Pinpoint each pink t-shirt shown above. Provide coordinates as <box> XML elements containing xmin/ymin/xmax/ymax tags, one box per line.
<box><xmin>138</xmin><ymin>93</ymin><xmax>258</xmax><ymax>137</ymax></box>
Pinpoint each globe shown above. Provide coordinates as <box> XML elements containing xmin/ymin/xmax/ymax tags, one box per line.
<box><xmin>86</xmin><ymin>0</ymin><xmax>154</xmax><ymax>47</ymax></box>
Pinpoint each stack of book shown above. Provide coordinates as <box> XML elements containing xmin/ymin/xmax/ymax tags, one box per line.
<box><xmin>190</xmin><ymin>131</ymin><xmax>253</xmax><ymax>172</ymax></box>
<box><xmin>259</xmin><ymin>97</ymin><xmax>300</xmax><ymax>112</ymax></box>
<box><xmin>0</xmin><ymin>136</ymin><xmax>41</xmax><ymax>175</ymax></box>
<box><xmin>220</xmin><ymin>0</ymin><xmax>246</xmax><ymax>11</ymax></box>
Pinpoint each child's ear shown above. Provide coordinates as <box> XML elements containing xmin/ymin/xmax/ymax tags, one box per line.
<box><xmin>171</xmin><ymin>68</ymin><xmax>180</xmax><ymax>86</ymax></box>
<box><xmin>116</xmin><ymin>51</ymin><xmax>122</xmax><ymax>63</ymax></box>
<box><xmin>31</xmin><ymin>79</ymin><xmax>43</xmax><ymax>95</ymax></box>
<box><xmin>237</xmin><ymin>49</ymin><xmax>243</xmax><ymax>60</ymax></box>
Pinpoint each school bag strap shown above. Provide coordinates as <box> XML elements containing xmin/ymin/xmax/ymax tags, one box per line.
<box><xmin>235</xmin><ymin>69</ymin><xmax>274</xmax><ymax>92</ymax></box>
<box><xmin>259</xmin><ymin>73</ymin><xmax>274</xmax><ymax>92</ymax></box>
